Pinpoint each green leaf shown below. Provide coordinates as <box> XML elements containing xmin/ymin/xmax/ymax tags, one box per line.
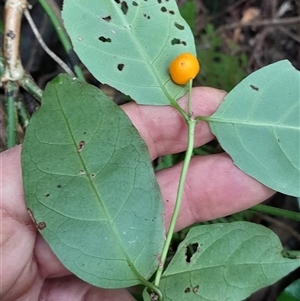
<box><xmin>207</xmin><ymin>60</ymin><xmax>300</xmax><ymax>196</ymax></box>
<box><xmin>21</xmin><ymin>74</ymin><xmax>164</xmax><ymax>288</ymax></box>
<box><xmin>159</xmin><ymin>222</ymin><xmax>300</xmax><ymax>301</ymax></box>
<box><xmin>62</xmin><ymin>0</ymin><xmax>196</xmax><ymax>105</ymax></box>
<box><xmin>277</xmin><ymin>279</ymin><xmax>300</xmax><ymax>301</ymax></box>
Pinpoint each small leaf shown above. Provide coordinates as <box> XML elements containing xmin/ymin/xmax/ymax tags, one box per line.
<box><xmin>159</xmin><ymin>222</ymin><xmax>300</xmax><ymax>301</ymax></box>
<box><xmin>22</xmin><ymin>74</ymin><xmax>164</xmax><ymax>288</ymax></box>
<box><xmin>277</xmin><ymin>279</ymin><xmax>300</xmax><ymax>301</ymax></box>
<box><xmin>62</xmin><ymin>0</ymin><xmax>196</xmax><ymax>105</ymax></box>
<box><xmin>208</xmin><ymin>60</ymin><xmax>300</xmax><ymax>196</ymax></box>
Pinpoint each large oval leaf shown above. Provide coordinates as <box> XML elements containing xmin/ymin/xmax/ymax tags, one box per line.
<box><xmin>21</xmin><ymin>74</ymin><xmax>164</xmax><ymax>288</ymax></box>
<box><xmin>208</xmin><ymin>60</ymin><xmax>300</xmax><ymax>196</ymax></box>
<box><xmin>62</xmin><ymin>0</ymin><xmax>196</xmax><ymax>105</ymax></box>
<box><xmin>159</xmin><ymin>222</ymin><xmax>300</xmax><ymax>301</ymax></box>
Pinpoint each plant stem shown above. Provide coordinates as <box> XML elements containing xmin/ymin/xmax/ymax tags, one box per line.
<box><xmin>249</xmin><ymin>204</ymin><xmax>300</xmax><ymax>222</ymax></box>
<box><xmin>187</xmin><ymin>79</ymin><xmax>193</xmax><ymax>118</ymax></box>
<box><xmin>38</xmin><ymin>0</ymin><xmax>85</xmax><ymax>81</ymax></box>
<box><xmin>5</xmin><ymin>81</ymin><xmax>18</xmax><ymax>148</ymax></box>
<box><xmin>281</xmin><ymin>249</ymin><xmax>300</xmax><ymax>259</ymax></box>
<box><xmin>140</xmin><ymin>277</ymin><xmax>163</xmax><ymax>301</ymax></box>
<box><xmin>169</xmin><ymin>97</ymin><xmax>189</xmax><ymax>120</ymax></box>
<box><xmin>154</xmin><ymin>118</ymin><xmax>196</xmax><ymax>287</ymax></box>
<box><xmin>19</xmin><ymin>75</ymin><xmax>43</xmax><ymax>102</ymax></box>
<box><xmin>16</xmin><ymin>97</ymin><xmax>30</xmax><ymax>128</ymax></box>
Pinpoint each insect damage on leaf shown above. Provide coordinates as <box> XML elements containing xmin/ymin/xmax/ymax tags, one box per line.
<box><xmin>27</xmin><ymin>209</ymin><xmax>47</xmax><ymax>230</ymax></box>
<box><xmin>185</xmin><ymin>242</ymin><xmax>199</xmax><ymax>263</ymax></box>
<box><xmin>78</xmin><ymin>140</ymin><xmax>85</xmax><ymax>152</ymax></box>
<box><xmin>117</xmin><ymin>63</ymin><xmax>125</xmax><ymax>71</ymax></box>
<box><xmin>250</xmin><ymin>84</ymin><xmax>259</xmax><ymax>91</ymax></box>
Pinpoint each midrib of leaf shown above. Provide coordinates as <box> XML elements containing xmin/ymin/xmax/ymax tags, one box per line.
<box><xmin>56</xmin><ymin>92</ymin><xmax>146</xmax><ymax>282</ymax></box>
<box><xmin>99</xmin><ymin>2</ymin><xmax>184</xmax><ymax>106</ymax></box>
<box><xmin>207</xmin><ymin>117</ymin><xmax>299</xmax><ymax>130</ymax></box>
<box><xmin>163</xmin><ymin>260</ymin><xmax>299</xmax><ymax>278</ymax></box>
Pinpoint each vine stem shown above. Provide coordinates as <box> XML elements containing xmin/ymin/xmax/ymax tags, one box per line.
<box><xmin>282</xmin><ymin>249</ymin><xmax>300</xmax><ymax>259</ymax></box>
<box><xmin>5</xmin><ymin>81</ymin><xmax>18</xmax><ymax>148</ymax></box>
<box><xmin>154</xmin><ymin>80</ymin><xmax>196</xmax><ymax>289</ymax></box>
<box><xmin>37</xmin><ymin>0</ymin><xmax>85</xmax><ymax>81</ymax></box>
<box><xmin>249</xmin><ymin>204</ymin><xmax>300</xmax><ymax>222</ymax></box>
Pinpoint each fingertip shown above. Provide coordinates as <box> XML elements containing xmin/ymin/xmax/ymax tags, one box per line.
<box><xmin>188</xmin><ymin>86</ymin><xmax>227</xmax><ymax>116</ymax></box>
<box><xmin>122</xmin><ymin>87</ymin><xmax>226</xmax><ymax>159</ymax></box>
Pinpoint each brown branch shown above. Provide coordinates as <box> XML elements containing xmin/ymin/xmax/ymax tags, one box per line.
<box><xmin>278</xmin><ymin>26</ymin><xmax>300</xmax><ymax>43</ymax></box>
<box><xmin>2</xmin><ymin>0</ymin><xmax>27</xmax><ymax>82</ymax></box>
<box><xmin>217</xmin><ymin>16</ymin><xmax>300</xmax><ymax>33</ymax></box>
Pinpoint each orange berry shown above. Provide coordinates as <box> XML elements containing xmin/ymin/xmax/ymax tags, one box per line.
<box><xmin>169</xmin><ymin>52</ymin><xmax>200</xmax><ymax>85</ymax></box>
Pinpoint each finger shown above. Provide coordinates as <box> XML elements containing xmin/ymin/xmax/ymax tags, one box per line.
<box><xmin>0</xmin><ymin>145</ymin><xmax>29</xmax><ymax>220</ymax></box>
<box><xmin>40</xmin><ymin>275</ymin><xmax>135</xmax><ymax>301</ymax></box>
<box><xmin>122</xmin><ymin>87</ymin><xmax>226</xmax><ymax>160</ymax></box>
<box><xmin>157</xmin><ymin>153</ymin><xmax>275</xmax><ymax>231</ymax></box>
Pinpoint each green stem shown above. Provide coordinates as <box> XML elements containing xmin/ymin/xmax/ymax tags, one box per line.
<box><xmin>169</xmin><ymin>97</ymin><xmax>189</xmax><ymax>120</ymax></box>
<box><xmin>187</xmin><ymin>79</ymin><xmax>193</xmax><ymax>118</ymax></box>
<box><xmin>5</xmin><ymin>81</ymin><xmax>18</xmax><ymax>148</ymax></box>
<box><xmin>19</xmin><ymin>75</ymin><xmax>43</xmax><ymax>102</ymax></box>
<box><xmin>139</xmin><ymin>277</ymin><xmax>163</xmax><ymax>301</ymax></box>
<box><xmin>281</xmin><ymin>249</ymin><xmax>300</xmax><ymax>259</ymax></box>
<box><xmin>195</xmin><ymin>115</ymin><xmax>212</xmax><ymax>123</ymax></box>
<box><xmin>249</xmin><ymin>204</ymin><xmax>300</xmax><ymax>222</ymax></box>
<box><xmin>16</xmin><ymin>98</ymin><xmax>30</xmax><ymax>128</ymax></box>
<box><xmin>154</xmin><ymin>118</ymin><xmax>196</xmax><ymax>287</ymax></box>
<box><xmin>38</xmin><ymin>0</ymin><xmax>85</xmax><ymax>81</ymax></box>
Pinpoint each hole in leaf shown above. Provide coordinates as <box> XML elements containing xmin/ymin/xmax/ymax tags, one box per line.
<box><xmin>174</xmin><ymin>22</ymin><xmax>184</xmax><ymax>30</ymax></box>
<box><xmin>102</xmin><ymin>15</ymin><xmax>111</xmax><ymax>22</ymax></box>
<box><xmin>193</xmin><ymin>285</ymin><xmax>199</xmax><ymax>293</ymax></box>
<box><xmin>143</xmin><ymin>13</ymin><xmax>150</xmax><ymax>19</ymax></box>
<box><xmin>91</xmin><ymin>173</ymin><xmax>96</xmax><ymax>178</ymax></box>
<box><xmin>57</xmin><ymin>185</ymin><xmax>61</xmax><ymax>188</ymax></box>
<box><xmin>37</xmin><ymin>222</ymin><xmax>47</xmax><ymax>230</ymax></box>
<box><xmin>185</xmin><ymin>242</ymin><xmax>199</xmax><ymax>263</ymax></box>
<box><xmin>132</xmin><ymin>1</ymin><xmax>138</xmax><ymax>6</ymax></box>
<box><xmin>184</xmin><ymin>287</ymin><xmax>191</xmax><ymax>293</ymax></box>
<box><xmin>78</xmin><ymin>140</ymin><xmax>85</xmax><ymax>152</ymax></box>
<box><xmin>115</xmin><ymin>0</ymin><xmax>120</xmax><ymax>3</ymax></box>
<box><xmin>169</xmin><ymin>10</ymin><xmax>175</xmax><ymax>15</ymax></box>
<box><xmin>118</xmin><ymin>63</ymin><xmax>125</xmax><ymax>71</ymax></box>
<box><xmin>171</xmin><ymin>38</ymin><xmax>181</xmax><ymax>45</ymax></box>
<box><xmin>171</xmin><ymin>38</ymin><xmax>187</xmax><ymax>46</ymax></box>
<box><xmin>121</xmin><ymin>1</ymin><xmax>128</xmax><ymax>15</ymax></box>
<box><xmin>250</xmin><ymin>84</ymin><xmax>259</xmax><ymax>91</ymax></box>
<box><xmin>99</xmin><ymin>36</ymin><xmax>111</xmax><ymax>43</ymax></box>
<box><xmin>45</xmin><ymin>193</ymin><xmax>50</xmax><ymax>197</ymax></box>
<box><xmin>161</xmin><ymin>6</ymin><xmax>167</xmax><ymax>12</ymax></box>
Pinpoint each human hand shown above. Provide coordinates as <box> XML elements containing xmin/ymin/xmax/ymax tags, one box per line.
<box><xmin>1</xmin><ymin>87</ymin><xmax>274</xmax><ymax>301</ymax></box>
